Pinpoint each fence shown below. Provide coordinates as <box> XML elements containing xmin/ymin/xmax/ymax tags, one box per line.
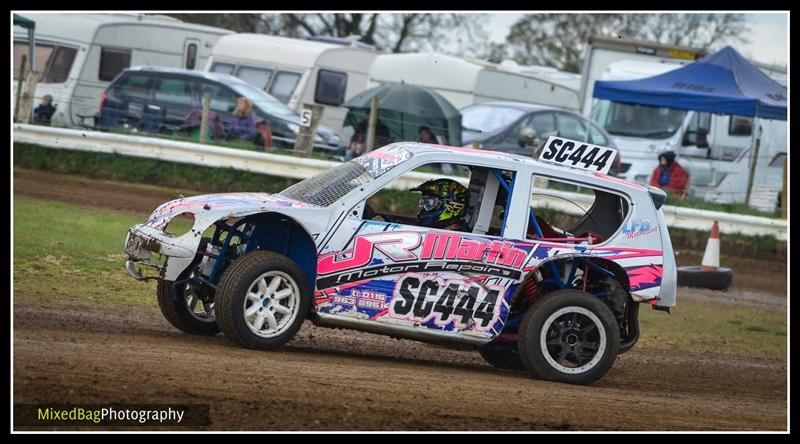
<box><xmin>12</xmin><ymin>123</ymin><xmax>787</xmax><ymax>241</ymax></box>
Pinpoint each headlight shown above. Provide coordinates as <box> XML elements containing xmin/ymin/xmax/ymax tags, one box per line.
<box><xmin>286</xmin><ymin>123</ymin><xmax>300</xmax><ymax>133</ymax></box>
<box><xmin>314</xmin><ymin>134</ymin><xmax>324</xmax><ymax>142</ymax></box>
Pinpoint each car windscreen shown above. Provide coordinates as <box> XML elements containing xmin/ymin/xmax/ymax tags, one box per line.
<box><xmin>279</xmin><ymin>161</ymin><xmax>373</xmax><ymax>207</ymax></box>
<box><xmin>593</xmin><ymin>100</ymin><xmax>687</xmax><ymax>139</ymax></box>
<box><xmin>229</xmin><ymin>82</ymin><xmax>296</xmax><ymax>117</ymax></box>
<box><xmin>461</xmin><ymin>105</ymin><xmax>526</xmax><ymax>133</ymax></box>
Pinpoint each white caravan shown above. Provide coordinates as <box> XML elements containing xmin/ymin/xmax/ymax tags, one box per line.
<box><xmin>580</xmin><ymin>36</ymin><xmax>787</xmax><ymax>209</ymax></box>
<box><xmin>205</xmin><ymin>34</ymin><xmax>378</xmax><ymax>133</ymax></box>
<box><xmin>12</xmin><ymin>13</ymin><xmax>232</xmax><ymax>127</ymax></box>
<box><xmin>367</xmin><ymin>52</ymin><xmax>581</xmax><ymax>112</ymax></box>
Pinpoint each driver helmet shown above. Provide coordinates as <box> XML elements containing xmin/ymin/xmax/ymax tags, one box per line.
<box><xmin>410</xmin><ymin>179</ymin><xmax>469</xmax><ymax>227</ymax></box>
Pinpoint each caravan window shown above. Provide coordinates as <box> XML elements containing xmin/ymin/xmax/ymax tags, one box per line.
<box><xmin>13</xmin><ymin>42</ymin><xmax>54</xmax><ymax>80</ymax></box>
<box><xmin>269</xmin><ymin>71</ymin><xmax>301</xmax><ymax>103</ymax></box>
<box><xmin>99</xmin><ymin>48</ymin><xmax>131</xmax><ymax>81</ymax></box>
<box><xmin>185</xmin><ymin>43</ymin><xmax>198</xmax><ymax>70</ymax></box>
<box><xmin>315</xmin><ymin>69</ymin><xmax>348</xmax><ymax>106</ymax></box>
<box><xmin>237</xmin><ymin>66</ymin><xmax>274</xmax><ymax>90</ymax></box>
<box><xmin>211</xmin><ymin>63</ymin><xmax>235</xmax><ymax>75</ymax></box>
<box><xmin>44</xmin><ymin>46</ymin><xmax>77</xmax><ymax>83</ymax></box>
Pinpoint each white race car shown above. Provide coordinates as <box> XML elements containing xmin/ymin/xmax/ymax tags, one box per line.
<box><xmin>124</xmin><ymin>137</ymin><xmax>676</xmax><ymax>384</ymax></box>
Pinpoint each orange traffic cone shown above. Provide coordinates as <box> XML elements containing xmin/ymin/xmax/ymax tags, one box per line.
<box><xmin>700</xmin><ymin>221</ymin><xmax>720</xmax><ymax>271</ymax></box>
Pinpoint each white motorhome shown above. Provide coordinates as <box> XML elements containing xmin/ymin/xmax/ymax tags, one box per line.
<box><xmin>580</xmin><ymin>37</ymin><xmax>787</xmax><ymax>209</ymax></box>
<box><xmin>205</xmin><ymin>34</ymin><xmax>378</xmax><ymax>132</ymax></box>
<box><xmin>12</xmin><ymin>13</ymin><xmax>232</xmax><ymax>127</ymax></box>
<box><xmin>367</xmin><ymin>52</ymin><xmax>581</xmax><ymax>112</ymax></box>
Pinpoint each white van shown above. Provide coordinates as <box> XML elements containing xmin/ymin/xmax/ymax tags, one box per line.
<box><xmin>205</xmin><ymin>34</ymin><xmax>378</xmax><ymax>133</ymax></box>
<box><xmin>588</xmin><ymin>58</ymin><xmax>787</xmax><ymax>209</ymax></box>
<box><xmin>367</xmin><ymin>52</ymin><xmax>581</xmax><ymax>112</ymax></box>
<box><xmin>12</xmin><ymin>13</ymin><xmax>231</xmax><ymax>128</ymax></box>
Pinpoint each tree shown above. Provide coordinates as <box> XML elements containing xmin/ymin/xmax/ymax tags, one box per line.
<box><xmin>166</xmin><ymin>13</ymin><xmax>489</xmax><ymax>57</ymax></box>
<box><xmin>495</xmin><ymin>13</ymin><xmax>750</xmax><ymax>73</ymax></box>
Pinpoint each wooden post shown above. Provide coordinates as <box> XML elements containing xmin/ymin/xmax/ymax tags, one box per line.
<box><xmin>293</xmin><ymin>104</ymin><xmax>324</xmax><ymax>157</ymax></box>
<box><xmin>14</xmin><ymin>54</ymin><xmax>27</xmax><ymax>122</ymax></box>
<box><xmin>745</xmin><ymin>126</ymin><xmax>762</xmax><ymax>205</ymax></box>
<box><xmin>18</xmin><ymin>70</ymin><xmax>38</xmax><ymax>124</ymax></box>
<box><xmin>199</xmin><ymin>91</ymin><xmax>211</xmax><ymax>144</ymax></box>
<box><xmin>366</xmin><ymin>96</ymin><xmax>379</xmax><ymax>152</ymax></box>
<box><xmin>781</xmin><ymin>156</ymin><xmax>787</xmax><ymax>219</ymax></box>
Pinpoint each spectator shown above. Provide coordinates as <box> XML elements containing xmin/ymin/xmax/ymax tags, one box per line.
<box><xmin>228</xmin><ymin>97</ymin><xmax>256</xmax><ymax>141</ymax></box>
<box><xmin>649</xmin><ymin>151</ymin><xmax>690</xmax><ymax>199</ymax></box>
<box><xmin>416</xmin><ymin>126</ymin><xmax>441</xmax><ymax>144</ymax></box>
<box><xmin>346</xmin><ymin>117</ymin><xmax>392</xmax><ymax>159</ymax></box>
<box><xmin>182</xmin><ymin>109</ymin><xmax>225</xmax><ymax>141</ymax></box>
<box><xmin>253</xmin><ymin>120</ymin><xmax>273</xmax><ymax>150</ymax></box>
<box><xmin>33</xmin><ymin>95</ymin><xmax>56</xmax><ymax>125</ymax></box>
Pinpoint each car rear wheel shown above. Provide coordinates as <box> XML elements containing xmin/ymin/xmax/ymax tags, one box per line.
<box><xmin>215</xmin><ymin>250</ymin><xmax>311</xmax><ymax>350</ymax></box>
<box><xmin>518</xmin><ymin>289</ymin><xmax>619</xmax><ymax>385</ymax></box>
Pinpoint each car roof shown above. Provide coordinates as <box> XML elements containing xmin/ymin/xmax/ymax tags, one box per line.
<box><xmin>464</xmin><ymin>101</ymin><xmax>564</xmax><ymax>113</ymax></box>
<box><xmin>122</xmin><ymin>66</ymin><xmax>248</xmax><ymax>86</ymax></box>
<box><xmin>381</xmin><ymin>142</ymin><xmax>644</xmax><ymax>191</ymax></box>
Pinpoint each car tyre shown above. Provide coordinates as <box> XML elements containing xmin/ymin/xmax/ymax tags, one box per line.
<box><xmin>518</xmin><ymin>289</ymin><xmax>619</xmax><ymax>385</ymax></box>
<box><xmin>216</xmin><ymin>250</ymin><xmax>311</xmax><ymax>350</ymax></box>
<box><xmin>677</xmin><ymin>266</ymin><xmax>733</xmax><ymax>291</ymax></box>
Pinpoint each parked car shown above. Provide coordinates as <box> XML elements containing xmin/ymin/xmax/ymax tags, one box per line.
<box><xmin>97</xmin><ymin>66</ymin><xmax>343</xmax><ymax>154</ymax></box>
<box><xmin>461</xmin><ymin>101</ymin><xmax>621</xmax><ymax>174</ymax></box>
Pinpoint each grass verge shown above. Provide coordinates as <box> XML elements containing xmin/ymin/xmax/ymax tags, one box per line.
<box><xmin>13</xmin><ymin>197</ymin><xmax>156</xmax><ymax>307</ymax></box>
<box><xmin>638</xmin><ymin>298</ymin><xmax>786</xmax><ymax>360</ymax></box>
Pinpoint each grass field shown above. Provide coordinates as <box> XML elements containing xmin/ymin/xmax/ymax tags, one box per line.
<box><xmin>13</xmin><ymin>195</ymin><xmax>786</xmax><ymax>360</ymax></box>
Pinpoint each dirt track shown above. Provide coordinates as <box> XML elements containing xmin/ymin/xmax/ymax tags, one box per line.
<box><xmin>12</xmin><ymin>168</ymin><xmax>788</xmax><ymax>431</ymax></box>
<box><xmin>13</xmin><ymin>301</ymin><xmax>787</xmax><ymax>431</ymax></box>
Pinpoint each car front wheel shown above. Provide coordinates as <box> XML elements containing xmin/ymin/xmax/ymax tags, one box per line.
<box><xmin>215</xmin><ymin>251</ymin><xmax>311</xmax><ymax>350</ymax></box>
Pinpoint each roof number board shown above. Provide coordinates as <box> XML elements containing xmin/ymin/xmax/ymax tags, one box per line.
<box><xmin>538</xmin><ymin>136</ymin><xmax>618</xmax><ymax>174</ymax></box>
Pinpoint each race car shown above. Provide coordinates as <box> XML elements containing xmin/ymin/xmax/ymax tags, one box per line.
<box><xmin>123</xmin><ymin>137</ymin><xmax>677</xmax><ymax>385</ymax></box>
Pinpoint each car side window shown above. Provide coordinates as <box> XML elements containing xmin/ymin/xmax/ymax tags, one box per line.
<box><xmin>557</xmin><ymin>113</ymin><xmax>588</xmax><ymax>141</ymax></box>
<box><xmin>114</xmin><ymin>74</ymin><xmax>154</xmax><ymax>102</ymax></box>
<box><xmin>198</xmin><ymin>81</ymin><xmax>238</xmax><ymax>114</ymax></box>
<box><xmin>588</xmin><ymin>123</ymin><xmax>609</xmax><ymax>146</ymax></box>
<box><xmin>529</xmin><ymin>175</ymin><xmax>629</xmax><ymax>243</ymax></box>
<box><xmin>154</xmin><ymin>77</ymin><xmax>194</xmax><ymax>107</ymax></box>
<box><xmin>502</xmin><ymin>115</ymin><xmax>532</xmax><ymax>145</ymax></box>
<box><xmin>350</xmin><ymin>163</ymin><xmax>514</xmax><ymax>237</ymax></box>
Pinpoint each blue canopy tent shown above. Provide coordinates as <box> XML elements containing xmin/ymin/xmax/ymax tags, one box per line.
<box><xmin>593</xmin><ymin>46</ymin><xmax>786</xmax><ymax>120</ymax></box>
<box><xmin>592</xmin><ymin>46</ymin><xmax>787</xmax><ymax>203</ymax></box>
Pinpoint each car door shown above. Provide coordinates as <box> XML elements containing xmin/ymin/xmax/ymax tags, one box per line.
<box><xmin>152</xmin><ymin>75</ymin><xmax>196</xmax><ymax>126</ymax></box>
<box><xmin>315</xmin><ymin>156</ymin><xmax>533</xmax><ymax>340</ymax></box>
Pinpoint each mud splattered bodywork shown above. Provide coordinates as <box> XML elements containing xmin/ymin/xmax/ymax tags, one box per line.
<box><xmin>124</xmin><ymin>142</ymin><xmax>676</xmax><ymax>348</ymax></box>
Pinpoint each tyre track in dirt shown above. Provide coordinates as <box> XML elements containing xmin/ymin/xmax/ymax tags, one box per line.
<box><xmin>13</xmin><ymin>301</ymin><xmax>786</xmax><ymax>431</ymax></box>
